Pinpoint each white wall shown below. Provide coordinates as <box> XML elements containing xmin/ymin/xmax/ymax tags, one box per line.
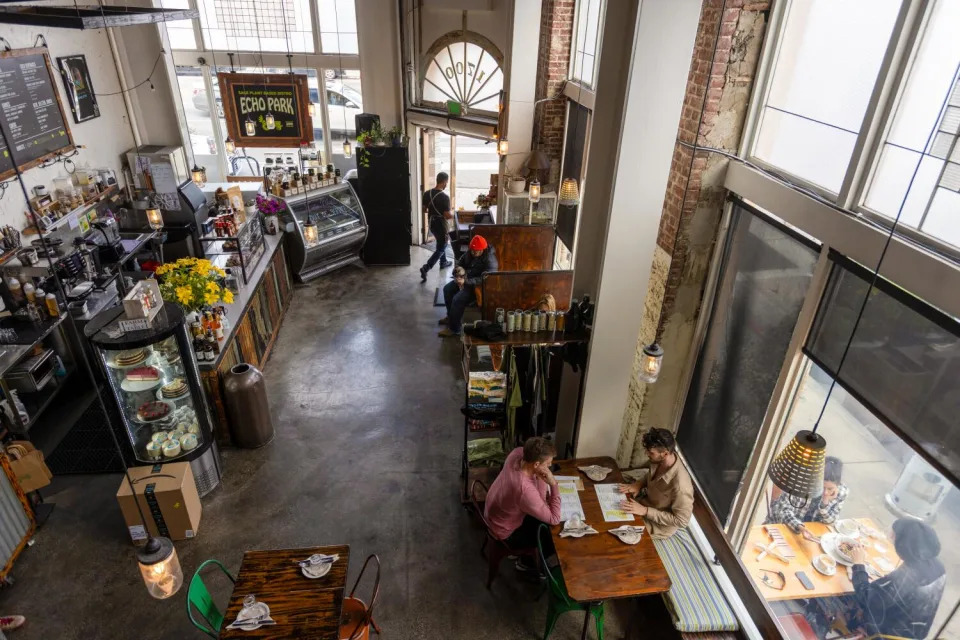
<box><xmin>419</xmin><ymin>2</ymin><xmax>511</xmax><ymax>61</ymax></box>
<box><xmin>0</xmin><ymin>24</ymin><xmax>135</xmax><ymax>229</ymax></box>
<box><xmin>357</xmin><ymin>0</ymin><xmax>404</xmax><ymax>129</ymax></box>
<box><xmin>574</xmin><ymin>0</ymin><xmax>703</xmax><ymax>458</ymax></box>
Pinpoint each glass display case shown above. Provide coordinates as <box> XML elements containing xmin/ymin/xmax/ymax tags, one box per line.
<box><xmin>280</xmin><ymin>182</ymin><xmax>367</xmax><ymax>281</ymax></box>
<box><xmin>503</xmin><ymin>192</ymin><xmax>557</xmax><ymax>225</ymax></box>
<box><xmin>200</xmin><ymin>211</ymin><xmax>266</xmax><ymax>286</ymax></box>
<box><xmin>85</xmin><ymin>302</ymin><xmax>222</xmax><ymax>496</ymax></box>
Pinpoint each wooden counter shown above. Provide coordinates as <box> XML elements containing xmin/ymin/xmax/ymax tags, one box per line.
<box><xmin>199</xmin><ymin>233</ymin><xmax>294</xmax><ymax>446</ymax></box>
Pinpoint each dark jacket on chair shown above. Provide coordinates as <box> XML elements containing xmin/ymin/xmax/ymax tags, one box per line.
<box><xmin>458</xmin><ymin>247</ymin><xmax>499</xmax><ymax>286</ymax></box>
<box><xmin>851</xmin><ymin>559</ymin><xmax>945</xmax><ymax>638</ymax></box>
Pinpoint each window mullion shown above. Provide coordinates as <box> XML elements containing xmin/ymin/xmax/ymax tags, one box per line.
<box><xmin>309</xmin><ymin>0</ymin><xmax>322</xmax><ymax>55</ymax></box>
<box><xmin>317</xmin><ymin>68</ymin><xmax>333</xmax><ymax>163</ymax></box>
<box><xmin>190</xmin><ymin>0</ymin><xmax>204</xmax><ymax>51</ymax></box>
<box><xmin>838</xmin><ymin>0</ymin><xmax>929</xmax><ymax>210</ymax></box>
<box><xmin>201</xmin><ymin>64</ymin><xmax>229</xmax><ymax>179</ymax></box>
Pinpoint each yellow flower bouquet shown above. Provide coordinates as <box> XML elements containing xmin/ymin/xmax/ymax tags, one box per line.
<box><xmin>154</xmin><ymin>257</ymin><xmax>234</xmax><ymax>314</ymax></box>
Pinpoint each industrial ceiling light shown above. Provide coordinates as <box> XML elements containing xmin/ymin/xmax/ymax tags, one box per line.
<box><xmin>245</xmin><ymin>117</ymin><xmax>256</xmax><ymax>137</ymax></box>
<box><xmin>190</xmin><ymin>164</ymin><xmax>206</xmax><ymax>188</ymax></box>
<box><xmin>308</xmin><ymin>103</ymin><xmax>316</xmax><ymax>117</ymax></box>
<box><xmin>767</xmin><ymin>430</ymin><xmax>827</xmax><ymax>500</ymax></box>
<box><xmin>303</xmin><ymin>220</ymin><xmax>318</xmax><ymax>246</ymax></box>
<box><xmin>637</xmin><ymin>342</ymin><xmax>664</xmax><ymax>384</ymax></box>
<box><xmin>264</xmin><ymin>112</ymin><xmax>276</xmax><ymax>130</ymax></box>
<box><xmin>224</xmin><ymin>137</ymin><xmax>236</xmax><ymax>154</ymax></box>
<box><xmin>137</xmin><ymin>536</ymin><xmax>184</xmax><ymax>599</ymax></box>
<box><xmin>343</xmin><ymin>139</ymin><xmax>352</xmax><ymax>158</ymax></box>
<box><xmin>497</xmin><ymin>138</ymin><xmax>509</xmax><ymax>156</ymax></box>
<box><xmin>145</xmin><ymin>195</ymin><xmax>164</xmax><ymax>230</ymax></box>
<box><xmin>558</xmin><ymin>178</ymin><xmax>580</xmax><ymax>207</ymax></box>
<box><xmin>528</xmin><ymin>179</ymin><xmax>541</xmax><ymax>204</ymax></box>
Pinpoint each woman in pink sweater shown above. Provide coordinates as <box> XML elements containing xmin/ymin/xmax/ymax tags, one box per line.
<box><xmin>484</xmin><ymin>437</ymin><xmax>562</xmax><ymax>554</ymax></box>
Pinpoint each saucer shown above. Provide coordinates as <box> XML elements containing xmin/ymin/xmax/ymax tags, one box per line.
<box><xmin>609</xmin><ymin>525</ymin><xmax>644</xmax><ymax>545</ymax></box>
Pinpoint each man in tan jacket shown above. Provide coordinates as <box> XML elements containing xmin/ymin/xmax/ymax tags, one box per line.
<box><xmin>617</xmin><ymin>428</ymin><xmax>694</xmax><ymax>539</ymax></box>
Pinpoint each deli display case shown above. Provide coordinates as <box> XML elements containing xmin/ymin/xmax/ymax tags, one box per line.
<box><xmin>200</xmin><ymin>211</ymin><xmax>266</xmax><ymax>286</ymax></box>
<box><xmin>279</xmin><ymin>182</ymin><xmax>367</xmax><ymax>282</ymax></box>
<box><xmin>85</xmin><ymin>302</ymin><xmax>222</xmax><ymax>496</ymax></box>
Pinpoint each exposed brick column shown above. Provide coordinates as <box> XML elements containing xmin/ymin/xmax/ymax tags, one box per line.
<box><xmin>533</xmin><ymin>0</ymin><xmax>574</xmax><ymax>187</ymax></box>
<box><xmin>618</xmin><ymin>0</ymin><xmax>772</xmax><ymax>466</ymax></box>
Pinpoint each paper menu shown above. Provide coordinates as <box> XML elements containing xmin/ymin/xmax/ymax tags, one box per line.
<box><xmin>554</xmin><ymin>475</ymin><xmax>584</xmax><ymax>491</ymax></box>
<box><xmin>558</xmin><ymin>482</ymin><xmax>585</xmax><ymax>522</ymax></box>
<box><xmin>595</xmin><ymin>484</ymin><xmax>635</xmax><ymax>522</ymax></box>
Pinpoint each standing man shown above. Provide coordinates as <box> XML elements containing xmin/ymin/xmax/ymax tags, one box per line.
<box><xmin>438</xmin><ymin>234</ymin><xmax>498</xmax><ymax>337</ymax></box>
<box><xmin>617</xmin><ymin>428</ymin><xmax>694</xmax><ymax>538</ymax></box>
<box><xmin>420</xmin><ymin>172</ymin><xmax>453</xmax><ymax>282</ymax></box>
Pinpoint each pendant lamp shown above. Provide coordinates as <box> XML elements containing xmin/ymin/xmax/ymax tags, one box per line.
<box><xmin>245</xmin><ymin>118</ymin><xmax>256</xmax><ymax>136</ymax></box>
<box><xmin>308</xmin><ymin>103</ymin><xmax>316</xmax><ymax>117</ymax></box>
<box><xmin>265</xmin><ymin>113</ymin><xmax>276</xmax><ymax>130</ymax></box>
<box><xmin>767</xmin><ymin>430</ymin><xmax>827</xmax><ymax>499</ymax></box>
<box><xmin>224</xmin><ymin>138</ymin><xmax>236</xmax><ymax>154</ymax></box>
<box><xmin>303</xmin><ymin>220</ymin><xmax>318</xmax><ymax>246</ymax></box>
<box><xmin>558</xmin><ymin>178</ymin><xmax>580</xmax><ymax>207</ymax></box>
<box><xmin>343</xmin><ymin>139</ymin><xmax>352</xmax><ymax>158</ymax></box>
<box><xmin>528</xmin><ymin>179</ymin><xmax>541</xmax><ymax>203</ymax></box>
<box><xmin>137</xmin><ymin>536</ymin><xmax>184</xmax><ymax>599</ymax></box>
<box><xmin>497</xmin><ymin>138</ymin><xmax>509</xmax><ymax>156</ymax></box>
<box><xmin>145</xmin><ymin>199</ymin><xmax>164</xmax><ymax>230</ymax></box>
<box><xmin>637</xmin><ymin>343</ymin><xmax>664</xmax><ymax>383</ymax></box>
<box><xmin>190</xmin><ymin>164</ymin><xmax>206</xmax><ymax>188</ymax></box>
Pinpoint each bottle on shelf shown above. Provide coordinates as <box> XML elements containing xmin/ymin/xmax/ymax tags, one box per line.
<box><xmin>206</xmin><ymin>329</ymin><xmax>220</xmax><ymax>355</ymax></box>
<box><xmin>216</xmin><ymin>306</ymin><xmax>230</xmax><ymax>333</ymax></box>
<box><xmin>7</xmin><ymin>277</ymin><xmax>23</xmax><ymax>305</ymax></box>
<box><xmin>211</xmin><ymin>311</ymin><xmax>223</xmax><ymax>341</ymax></box>
<box><xmin>23</xmin><ymin>281</ymin><xmax>35</xmax><ymax>304</ymax></box>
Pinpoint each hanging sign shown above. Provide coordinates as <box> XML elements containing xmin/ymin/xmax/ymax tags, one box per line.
<box><xmin>0</xmin><ymin>48</ymin><xmax>76</xmax><ymax>180</ymax></box>
<box><xmin>218</xmin><ymin>73</ymin><xmax>312</xmax><ymax>148</ymax></box>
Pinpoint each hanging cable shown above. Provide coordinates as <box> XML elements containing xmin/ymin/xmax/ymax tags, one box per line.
<box><xmin>94</xmin><ymin>49</ymin><xmax>164</xmax><ymax>96</ymax></box>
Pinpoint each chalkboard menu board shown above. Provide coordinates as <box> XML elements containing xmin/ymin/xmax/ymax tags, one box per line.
<box><xmin>0</xmin><ymin>48</ymin><xmax>74</xmax><ymax>180</ymax></box>
<box><xmin>219</xmin><ymin>73</ymin><xmax>312</xmax><ymax>148</ymax></box>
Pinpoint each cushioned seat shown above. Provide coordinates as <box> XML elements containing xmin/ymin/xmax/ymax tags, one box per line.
<box><xmin>652</xmin><ymin>529</ymin><xmax>740</xmax><ymax>634</ymax></box>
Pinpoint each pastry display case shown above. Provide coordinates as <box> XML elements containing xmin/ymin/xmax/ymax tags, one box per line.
<box><xmin>279</xmin><ymin>182</ymin><xmax>367</xmax><ymax>282</ymax></box>
<box><xmin>85</xmin><ymin>302</ymin><xmax>222</xmax><ymax>496</ymax></box>
<box><xmin>199</xmin><ymin>211</ymin><xmax>266</xmax><ymax>286</ymax></box>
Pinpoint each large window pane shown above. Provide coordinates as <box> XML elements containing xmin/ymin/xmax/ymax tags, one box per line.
<box><xmin>317</xmin><ymin>0</ymin><xmax>358</xmax><ymax>54</ymax></box>
<box><xmin>571</xmin><ymin>0</ymin><xmax>603</xmax><ymax>88</ymax></box>
<box><xmin>806</xmin><ymin>259</ymin><xmax>960</xmax><ymax>480</ymax></box>
<box><xmin>453</xmin><ymin>136</ymin><xmax>498</xmax><ymax>211</ymax></box>
<box><xmin>162</xmin><ymin>0</ymin><xmax>197</xmax><ymax>50</ymax></box>
<box><xmin>325</xmin><ymin>68</ymin><xmax>361</xmax><ymax>176</ymax></box>
<box><xmin>753</xmin><ymin>0</ymin><xmax>901</xmax><ymax>193</ymax></box>
<box><xmin>198</xmin><ymin>0</ymin><xmax>314</xmax><ymax>53</ymax></box>
<box><xmin>677</xmin><ymin>203</ymin><xmax>818</xmax><ymax>522</ymax></box>
<box><xmin>174</xmin><ymin>66</ymin><xmax>219</xmax><ymax>166</ymax></box>
<box><xmin>863</xmin><ymin>0</ymin><xmax>960</xmax><ymax>250</ymax></box>
<box><xmin>741</xmin><ymin>358</ymin><xmax>960</xmax><ymax>640</ymax></box>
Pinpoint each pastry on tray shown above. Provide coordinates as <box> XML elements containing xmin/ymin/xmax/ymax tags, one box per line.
<box><xmin>161</xmin><ymin>379</ymin><xmax>188</xmax><ymax>398</ymax></box>
<box><xmin>115</xmin><ymin>349</ymin><xmax>147</xmax><ymax>367</ymax></box>
<box><xmin>127</xmin><ymin>366</ymin><xmax>160</xmax><ymax>382</ymax></box>
<box><xmin>137</xmin><ymin>401</ymin><xmax>170</xmax><ymax>422</ymax></box>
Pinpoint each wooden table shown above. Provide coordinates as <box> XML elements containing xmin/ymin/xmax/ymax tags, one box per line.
<box><xmin>551</xmin><ymin>457</ymin><xmax>672</xmax><ymax>639</ymax></box>
<box><xmin>219</xmin><ymin>545</ymin><xmax>350</xmax><ymax>639</ymax></box>
<box><xmin>742</xmin><ymin>519</ymin><xmax>900</xmax><ymax>601</ymax></box>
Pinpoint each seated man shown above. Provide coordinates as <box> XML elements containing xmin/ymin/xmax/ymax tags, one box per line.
<box><xmin>483</xmin><ymin>437</ymin><xmax>561</xmax><ymax>566</ymax></box>
<box><xmin>766</xmin><ymin>455</ymin><xmax>847</xmax><ymax>540</ymax></box>
<box><xmin>617</xmin><ymin>428</ymin><xmax>693</xmax><ymax>538</ymax></box>
<box><xmin>438</xmin><ymin>234</ymin><xmax>498</xmax><ymax>337</ymax></box>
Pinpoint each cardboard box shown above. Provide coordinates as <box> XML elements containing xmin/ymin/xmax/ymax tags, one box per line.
<box><xmin>116</xmin><ymin>462</ymin><xmax>202</xmax><ymax>545</ymax></box>
<box><xmin>5</xmin><ymin>441</ymin><xmax>52</xmax><ymax>493</ymax></box>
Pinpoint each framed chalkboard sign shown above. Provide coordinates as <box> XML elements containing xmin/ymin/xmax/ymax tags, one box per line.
<box><xmin>218</xmin><ymin>72</ymin><xmax>313</xmax><ymax>148</ymax></box>
<box><xmin>58</xmin><ymin>54</ymin><xmax>100</xmax><ymax>123</ymax></box>
<box><xmin>0</xmin><ymin>47</ymin><xmax>75</xmax><ymax>181</ymax></box>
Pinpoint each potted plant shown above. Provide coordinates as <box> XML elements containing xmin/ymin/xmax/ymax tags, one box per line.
<box><xmin>371</xmin><ymin>123</ymin><xmax>388</xmax><ymax>147</ymax></box>
<box><xmin>154</xmin><ymin>257</ymin><xmax>234</xmax><ymax>322</ymax></box>
<box><xmin>388</xmin><ymin>126</ymin><xmax>405</xmax><ymax>147</ymax></box>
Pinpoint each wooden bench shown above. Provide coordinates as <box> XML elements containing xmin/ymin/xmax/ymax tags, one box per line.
<box><xmin>480</xmin><ymin>270</ymin><xmax>574</xmax><ymax>321</ymax></box>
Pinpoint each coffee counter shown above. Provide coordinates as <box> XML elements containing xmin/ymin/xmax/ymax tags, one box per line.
<box><xmin>198</xmin><ymin>232</ymin><xmax>293</xmax><ymax>445</ymax></box>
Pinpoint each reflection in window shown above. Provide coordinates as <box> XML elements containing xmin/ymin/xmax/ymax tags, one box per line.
<box><xmin>198</xmin><ymin>0</ymin><xmax>314</xmax><ymax>53</ymax></box>
<box><xmin>317</xmin><ymin>0</ymin><xmax>358</xmax><ymax>54</ymax></box>
<box><xmin>863</xmin><ymin>0</ymin><xmax>960</xmax><ymax>250</ymax></box>
<box><xmin>326</xmin><ymin>69</ymin><xmax>362</xmax><ymax>175</ymax></box>
<box><xmin>174</xmin><ymin>66</ymin><xmax>219</xmax><ymax>162</ymax></box>
<box><xmin>752</xmin><ymin>0</ymin><xmax>900</xmax><ymax>193</ymax></box>
<box><xmin>741</xmin><ymin>359</ymin><xmax>959</xmax><ymax>640</ymax></box>
<box><xmin>676</xmin><ymin>203</ymin><xmax>818</xmax><ymax>521</ymax></box>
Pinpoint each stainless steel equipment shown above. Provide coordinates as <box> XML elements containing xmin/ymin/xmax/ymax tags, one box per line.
<box><xmin>279</xmin><ymin>182</ymin><xmax>367</xmax><ymax>281</ymax></box>
<box><xmin>6</xmin><ymin>349</ymin><xmax>56</xmax><ymax>393</ymax></box>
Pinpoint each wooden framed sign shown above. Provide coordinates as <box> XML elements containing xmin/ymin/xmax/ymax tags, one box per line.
<box><xmin>218</xmin><ymin>72</ymin><xmax>313</xmax><ymax>148</ymax></box>
<box><xmin>0</xmin><ymin>47</ymin><xmax>76</xmax><ymax>180</ymax></box>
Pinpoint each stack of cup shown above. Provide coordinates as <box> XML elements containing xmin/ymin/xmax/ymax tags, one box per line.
<box><xmin>506</xmin><ymin>310</ymin><xmax>516</xmax><ymax>333</ymax></box>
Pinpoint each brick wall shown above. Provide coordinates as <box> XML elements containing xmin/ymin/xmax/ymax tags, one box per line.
<box><xmin>533</xmin><ymin>0</ymin><xmax>575</xmax><ymax>186</ymax></box>
<box><xmin>618</xmin><ymin>0</ymin><xmax>772</xmax><ymax>466</ymax></box>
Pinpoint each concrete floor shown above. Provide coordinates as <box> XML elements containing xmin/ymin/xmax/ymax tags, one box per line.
<box><xmin>0</xmin><ymin>247</ymin><xmax>635</xmax><ymax>640</ymax></box>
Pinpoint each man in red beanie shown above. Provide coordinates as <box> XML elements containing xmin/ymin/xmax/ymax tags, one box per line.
<box><xmin>439</xmin><ymin>233</ymin><xmax>498</xmax><ymax>337</ymax></box>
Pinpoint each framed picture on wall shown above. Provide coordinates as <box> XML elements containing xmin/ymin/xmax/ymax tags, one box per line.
<box><xmin>57</xmin><ymin>54</ymin><xmax>100</xmax><ymax>123</ymax></box>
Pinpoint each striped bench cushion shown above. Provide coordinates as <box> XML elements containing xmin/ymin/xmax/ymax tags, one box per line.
<box><xmin>653</xmin><ymin>529</ymin><xmax>739</xmax><ymax>633</ymax></box>
<box><xmin>680</xmin><ymin>633</ymin><xmax>738</xmax><ymax>640</ymax></box>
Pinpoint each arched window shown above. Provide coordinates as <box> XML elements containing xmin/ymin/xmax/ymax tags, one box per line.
<box><xmin>421</xmin><ymin>32</ymin><xmax>504</xmax><ymax>115</ymax></box>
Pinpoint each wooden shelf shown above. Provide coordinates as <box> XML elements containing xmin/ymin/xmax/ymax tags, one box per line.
<box><xmin>462</xmin><ymin>327</ymin><xmax>590</xmax><ymax>348</ymax></box>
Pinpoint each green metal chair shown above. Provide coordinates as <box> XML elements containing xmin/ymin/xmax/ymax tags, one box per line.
<box><xmin>537</xmin><ymin>525</ymin><xmax>604</xmax><ymax>640</ymax></box>
<box><xmin>186</xmin><ymin>559</ymin><xmax>236</xmax><ymax>638</ymax></box>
